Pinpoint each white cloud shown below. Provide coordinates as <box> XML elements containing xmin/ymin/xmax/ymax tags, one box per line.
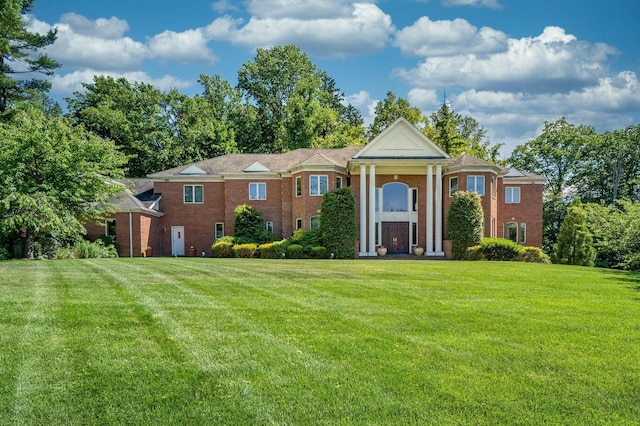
<box><xmin>206</xmin><ymin>3</ymin><xmax>393</xmax><ymax>57</ymax></box>
<box><xmin>211</xmin><ymin>0</ymin><xmax>239</xmax><ymax>13</ymax></box>
<box><xmin>393</xmin><ymin>26</ymin><xmax>619</xmax><ymax>93</ymax></box>
<box><xmin>442</xmin><ymin>0</ymin><xmax>501</xmax><ymax>9</ymax></box>
<box><xmin>245</xmin><ymin>0</ymin><xmax>372</xmax><ymax>19</ymax></box>
<box><xmin>59</xmin><ymin>13</ymin><xmax>129</xmax><ymax>39</ymax></box>
<box><xmin>394</xmin><ymin>17</ymin><xmax>508</xmax><ymax>57</ymax></box>
<box><xmin>148</xmin><ymin>29</ymin><xmax>217</xmax><ymax>64</ymax></box>
<box><xmin>346</xmin><ymin>90</ymin><xmax>378</xmax><ymax>126</ymax></box>
<box><xmin>51</xmin><ymin>69</ymin><xmax>194</xmax><ymax>95</ymax></box>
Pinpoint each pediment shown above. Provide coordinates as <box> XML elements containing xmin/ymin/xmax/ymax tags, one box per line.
<box><xmin>354</xmin><ymin>118</ymin><xmax>450</xmax><ymax>159</ymax></box>
<box><xmin>243</xmin><ymin>161</ymin><xmax>271</xmax><ymax>173</ymax></box>
<box><xmin>179</xmin><ymin>165</ymin><xmax>207</xmax><ymax>175</ymax></box>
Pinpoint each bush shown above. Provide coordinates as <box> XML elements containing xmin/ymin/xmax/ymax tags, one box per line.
<box><xmin>479</xmin><ymin>238</ymin><xmax>522</xmax><ymax>261</ymax></box>
<box><xmin>233</xmin><ymin>204</ymin><xmax>271</xmax><ymax>244</ymax></box>
<box><xmin>465</xmin><ymin>245</ymin><xmax>484</xmax><ymax>261</ymax></box>
<box><xmin>621</xmin><ymin>253</ymin><xmax>640</xmax><ymax>272</ymax></box>
<box><xmin>310</xmin><ymin>246</ymin><xmax>328</xmax><ymax>259</ymax></box>
<box><xmin>259</xmin><ymin>240</ymin><xmax>289</xmax><ymax>259</ymax></box>
<box><xmin>291</xmin><ymin>228</ymin><xmax>321</xmax><ymax>247</ymax></box>
<box><xmin>51</xmin><ymin>240</ymin><xmax>118</xmax><ymax>259</ymax></box>
<box><xmin>212</xmin><ymin>241</ymin><xmax>235</xmax><ymax>258</ymax></box>
<box><xmin>519</xmin><ymin>246</ymin><xmax>551</xmax><ymax>264</ymax></box>
<box><xmin>447</xmin><ymin>191</ymin><xmax>484</xmax><ymax>260</ymax></box>
<box><xmin>286</xmin><ymin>244</ymin><xmax>304</xmax><ymax>259</ymax></box>
<box><xmin>233</xmin><ymin>243</ymin><xmax>257</xmax><ymax>258</ymax></box>
<box><xmin>0</xmin><ymin>246</ymin><xmax>10</xmax><ymax>261</ymax></box>
<box><xmin>320</xmin><ymin>188</ymin><xmax>357</xmax><ymax>259</ymax></box>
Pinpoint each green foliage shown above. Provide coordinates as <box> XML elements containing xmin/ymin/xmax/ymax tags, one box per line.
<box><xmin>552</xmin><ymin>198</ymin><xmax>595</xmax><ymax>266</ymax></box>
<box><xmin>310</xmin><ymin>246</ymin><xmax>328</xmax><ymax>259</ymax></box>
<box><xmin>51</xmin><ymin>240</ymin><xmax>118</xmax><ymax>259</ymax></box>
<box><xmin>212</xmin><ymin>241</ymin><xmax>235</xmax><ymax>258</ymax></box>
<box><xmin>319</xmin><ymin>188</ymin><xmax>357</xmax><ymax>259</ymax></box>
<box><xmin>285</xmin><ymin>244</ymin><xmax>304</xmax><ymax>259</ymax></box>
<box><xmin>367</xmin><ymin>91</ymin><xmax>423</xmax><ymax>139</ymax></box>
<box><xmin>476</xmin><ymin>238</ymin><xmax>522</xmax><ymax>261</ymax></box>
<box><xmin>465</xmin><ymin>245</ymin><xmax>484</xmax><ymax>261</ymax></box>
<box><xmin>233</xmin><ymin>204</ymin><xmax>269</xmax><ymax>244</ymax></box>
<box><xmin>0</xmin><ymin>0</ymin><xmax>60</xmax><ymax>113</ymax></box>
<box><xmin>233</xmin><ymin>243</ymin><xmax>257</xmax><ymax>258</ymax></box>
<box><xmin>447</xmin><ymin>191</ymin><xmax>484</xmax><ymax>260</ymax></box>
<box><xmin>0</xmin><ymin>246</ymin><xmax>10</xmax><ymax>260</ymax></box>
<box><xmin>0</xmin><ymin>107</ymin><xmax>127</xmax><ymax>258</ymax></box>
<box><xmin>518</xmin><ymin>246</ymin><xmax>551</xmax><ymax>264</ymax></box>
<box><xmin>291</xmin><ymin>228</ymin><xmax>322</xmax><ymax>248</ymax></box>
<box><xmin>259</xmin><ymin>240</ymin><xmax>289</xmax><ymax>259</ymax></box>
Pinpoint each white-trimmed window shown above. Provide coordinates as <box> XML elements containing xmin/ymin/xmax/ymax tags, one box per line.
<box><xmin>184</xmin><ymin>185</ymin><xmax>203</xmax><ymax>204</ymax></box>
<box><xmin>520</xmin><ymin>223</ymin><xmax>526</xmax><ymax>244</ymax></box>
<box><xmin>449</xmin><ymin>177</ymin><xmax>458</xmax><ymax>197</ymax></box>
<box><xmin>105</xmin><ymin>219</ymin><xmax>116</xmax><ymax>241</ymax></box>
<box><xmin>505</xmin><ymin>187</ymin><xmax>521</xmax><ymax>203</ymax></box>
<box><xmin>506</xmin><ymin>222</ymin><xmax>518</xmax><ymax>242</ymax></box>
<box><xmin>215</xmin><ymin>223</ymin><xmax>224</xmax><ymax>239</ymax></box>
<box><xmin>266</xmin><ymin>221</ymin><xmax>274</xmax><ymax>233</ymax></box>
<box><xmin>310</xmin><ymin>216</ymin><xmax>320</xmax><ymax>229</ymax></box>
<box><xmin>467</xmin><ymin>175</ymin><xmax>485</xmax><ymax>196</ymax></box>
<box><xmin>295</xmin><ymin>218</ymin><xmax>302</xmax><ymax>230</ymax></box>
<box><xmin>336</xmin><ymin>176</ymin><xmax>343</xmax><ymax>189</ymax></box>
<box><xmin>309</xmin><ymin>175</ymin><xmax>328</xmax><ymax>196</ymax></box>
<box><xmin>249</xmin><ymin>182</ymin><xmax>266</xmax><ymax>200</ymax></box>
<box><xmin>295</xmin><ymin>176</ymin><xmax>302</xmax><ymax>197</ymax></box>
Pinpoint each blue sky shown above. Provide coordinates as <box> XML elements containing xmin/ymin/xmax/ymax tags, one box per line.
<box><xmin>26</xmin><ymin>0</ymin><xmax>640</xmax><ymax>156</ymax></box>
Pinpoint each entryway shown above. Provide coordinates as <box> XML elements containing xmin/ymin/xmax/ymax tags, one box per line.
<box><xmin>171</xmin><ymin>226</ymin><xmax>185</xmax><ymax>256</ymax></box>
<box><xmin>381</xmin><ymin>222</ymin><xmax>409</xmax><ymax>254</ymax></box>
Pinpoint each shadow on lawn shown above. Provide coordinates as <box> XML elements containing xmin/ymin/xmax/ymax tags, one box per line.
<box><xmin>600</xmin><ymin>268</ymin><xmax>640</xmax><ymax>295</ymax></box>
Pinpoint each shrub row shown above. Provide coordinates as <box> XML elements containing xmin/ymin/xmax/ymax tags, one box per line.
<box><xmin>466</xmin><ymin>238</ymin><xmax>550</xmax><ymax>263</ymax></box>
<box><xmin>52</xmin><ymin>240</ymin><xmax>118</xmax><ymax>260</ymax></box>
<box><xmin>211</xmin><ymin>232</ymin><xmax>331</xmax><ymax>259</ymax></box>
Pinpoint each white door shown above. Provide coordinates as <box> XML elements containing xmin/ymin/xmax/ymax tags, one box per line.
<box><xmin>171</xmin><ymin>226</ymin><xmax>185</xmax><ymax>256</ymax></box>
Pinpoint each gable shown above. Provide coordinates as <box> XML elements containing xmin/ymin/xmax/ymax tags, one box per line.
<box><xmin>353</xmin><ymin>118</ymin><xmax>450</xmax><ymax>159</ymax></box>
<box><xmin>243</xmin><ymin>161</ymin><xmax>271</xmax><ymax>173</ymax></box>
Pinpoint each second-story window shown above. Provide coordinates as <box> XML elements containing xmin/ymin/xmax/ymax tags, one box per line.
<box><xmin>467</xmin><ymin>175</ymin><xmax>485</xmax><ymax>196</ymax></box>
<box><xmin>184</xmin><ymin>185</ymin><xmax>203</xmax><ymax>204</ymax></box>
<box><xmin>249</xmin><ymin>182</ymin><xmax>266</xmax><ymax>200</ymax></box>
<box><xmin>505</xmin><ymin>187</ymin><xmax>521</xmax><ymax>203</ymax></box>
<box><xmin>309</xmin><ymin>175</ymin><xmax>328</xmax><ymax>196</ymax></box>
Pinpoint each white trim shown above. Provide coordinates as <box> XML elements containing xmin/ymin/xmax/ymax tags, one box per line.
<box><xmin>368</xmin><ymin>165</ymin><xmax>376</xmax><ymax>254</ymax></box>
<box><xmin>183</xmin><ymin>184</ymin><xmax>204</xmax><ymax>204</ymax></box>
<box><xmin>359</xmin><ymin>165</ymin><xmax>367</xmax><ymax>256</ymax></box>
<box><xmin>435</xmin><ymin>165</ymin><xmax>443</xmax><ymax>254</ymax></box>
<box><xmin>248</xmin><ymin>182</ymin><xmax>266</xmax><ymax>200</ymax></box>
<box><xmin>426</xmin><ymin>165</ymin><xmax>434</xmax><ymax>254</ymax></box>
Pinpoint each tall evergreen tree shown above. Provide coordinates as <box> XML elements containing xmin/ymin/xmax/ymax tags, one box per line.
<box><xmin>552</xmin><ymin>198</ymin><xmax>595</xmax><ymax>266</ymax></box>
<box><xmin>447</xmin><ymin>191</ymin><xmax>484</xmax><ymax>260</ymax></box>
<box><xmin>0</xmin><ymin>0</ymin><xmax>59</xmax><ymax>113</ymax></box>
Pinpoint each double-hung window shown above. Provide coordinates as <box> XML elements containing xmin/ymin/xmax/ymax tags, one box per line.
<box><xmin>449</xmin><ymin>177</ymin><xmax>458</xmax><ymax>197</ymax></box>
<box><xmin>505</xmin><ymin>187</ymin><xmax>521</xmax><ymax>203</ymax></box>
<box><xmin>295</xmin><ymin>176</ymin><xmax>302</xmax><ymax>197</ymax></box>
<box><xmin>309</xmin><ymin>175</ymin><xmax>328</xmax><ymax>196</ymax></box>
<box><xmin>249</xmin><ymin>183</ymin><xmax>266</xmax><ymax>200</ymax></box>
<box><xmin>467</xmin><ymin>176</ymin><xmax>485</xmax><ymax>196</ymax></box>
<box><xmin>184</xmin><ymin>185</ymin><xmax>203</xmax><ymax>204</ymax></box>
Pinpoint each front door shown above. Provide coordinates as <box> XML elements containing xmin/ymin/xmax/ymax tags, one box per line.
<box><xmin>382</xmin><ymin>222</ymin><xmax>409</xmax><ymax>254</ymax></box>
<box><xmin>171</xmin><ymin>226</ymin><xmax>185</xmax><ymax>256</ymax></box>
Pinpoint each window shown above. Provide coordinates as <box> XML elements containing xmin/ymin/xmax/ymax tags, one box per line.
<box><xmin>105</xmin><ymin>219</ymin><xmax>116</xmax><ymax>240</ymax></box>
<box><xmin>506</xmin><ymin>222</ymin><xmax>518</xmax><ymax>242</ymax></box>
<box><xmin>295</xmin><ymin>176</ymin><xmax>302</xmax><ymax>197</ymax></box>
<box><xmin>449</xmin><ymin>177</ymin><xmax>458</xmax><ymax>197</ymax></box>
<box><xmin>467</xmin><ymin>176</ymin><xmax>485</xmax><ymax>196</ymax></box>
<box><xmin>336</xmin><ymin>176</ymin><xmax>343</xmax><ymax>189</ymax></box>
<box><xmin>382</xmin><ymin>183</ymin><xmax>408</xmax><ymax>212</ymax></box>
<box><xmin>491</xmin><ymin>177</ymin><xmax>496</xmax><ymax>198</ymax></box>
<box><xmin>412</xmin><ymin>223</ymin><xmax>417</xmax><ymax>246</ymax></box>
<box><xmin>310</xmin><ymin>216</ymin><xmax>320</xmax><ymax>229</ymax></box>
<box><xmin>295</xmin><ymin>218</ymin><xmax>302</xmax><ymax>230</ymax></box>
<box><xmin>412</xmin><ymin>188</ymin><xmax>418</xmax><ymax>212</ymax></box>
<box><xmin>505</xmin><ymin>187</ymin><xmax>521</xmax><ymax>203</ymax></box>
<box><xmin>249</xmin><ymin>182</ymin><xmax>266</xmax><ymax>200</ymax></box>
<box><xmin>309</xmin><ymin>175</ymin><xmax>328</xmax><ymax>196</ymax></box>
<box><xmin>520</xmin><ymin>223</ymin><xmax>526</xmax><ymax>244</ymax></box>
<box><xmin>184</xmin><ymin>185</ymin><xmax>203</xmax><ymax>203</ymax></box>
<box><xmin>266</xmin><ymin>221</ymin><xmax>274</xmax><ymax>233</ymax></box>
<box><xmin>215</xmin><ymin>223</ymin><xmax>224</xmax><ymax>239</ymax></box>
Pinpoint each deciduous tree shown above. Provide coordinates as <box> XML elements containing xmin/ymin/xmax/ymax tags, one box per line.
<box><xmin>552</xmin><ymin>198</ymin><xmax>595</xmax><ymax>266</ymax></box>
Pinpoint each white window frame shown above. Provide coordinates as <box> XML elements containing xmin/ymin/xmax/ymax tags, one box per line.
<box><xmin>449</xmin><ymin>177</ymin><xmax>458</xmax><ymax>197</ymax></box>
<box><xmin>215</xmin><ymin>223</ymin><xmax>224</xmax><ymax>240</ymax></box>
<box><xmin>184</xmin><ymin>185</ymin><xmax>203</xmax><ymax>204</ymax></box>
<box><xmin>505</xmin><ymin>187</ymin><xmax>521</xmax><ymax>203</ymax></box>
<box><xmin>295</xmin><ymin>218</ymin><xmax>302</xmax><ymax>230</ymax></box>
<box><xmin>506</xmin><ymin>222</ymin><xmax>518</xmax><ymax>243</ymax></box>
<box><xmin>266</xmin><ymin>221</ymin><xmax>274</xmax><ymax>233</ymax></box>
<box><xmin>249</xmin><ymin>182</ymin><xmax>266</xmax><ymax>200</ymax></box>
<box><xmin>309</xmin><ymin>215</ymin><xmax>320</xmax><ymax>229</ymax></box>
<box><xmin>105</xmin><ymin>219</ymin><xmax>116</xmax><ymax>241</ymax></box>
<box><xmin>295</xmin><ymin>176</ymin><xmax>302</xmax><ymax>197</ymax></box>
<box><xmin>309</xmin><ymin>175</ymin><xmax>328</xmax><ymax>196</ymax></box>
<box><xmin>336</xmin><ymin>176</ymin><xmax>343</xmax><ymax>189</ymax></box>
<box><xmin>467</xmin><ymin>175</ymin><xmax>485</xmax><ymax>196</ymax></box>
<box><xmin>520</xmin><ymin>223</ymin><xmax>526</xmax><ymax>244</ymax></box>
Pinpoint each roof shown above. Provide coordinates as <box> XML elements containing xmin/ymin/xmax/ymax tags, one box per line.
<box><xmin>107</xmin><ymin>179</ymin><xmax>163</xmax><ymax>216</ymax></box>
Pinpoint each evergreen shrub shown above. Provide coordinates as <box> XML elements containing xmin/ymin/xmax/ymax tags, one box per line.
<box><xmin>212</xmin><ymin>241</ymin><xmax>235</xmax><ymax>258</ymax></box>
<box><xmin>233</xmin><ymin>243</ymin><xmax>257</xmax><ymax>258</ymax></box>
<box><xmin>518</xmin><ymin>247</ymin><xmax>551</xmax><ymax>264</ymax></box>
<box><xmin>479</xmin><ymin>238</ymin><xmax>522</xmax><ymax>261</ymax></box>
<box><xmin>447</xmin><ymin>191</ymin><xmax>483</xmax><ymax>260</ymax></box>
<box><xmin>319</xmin><ymin>188</ymin><xmax>357</xmax><ymax>259</ymax></box>
<box><xmin>286</xmin><ymin>244</ymin><xmax>304</xmax><ymax>259</ymax></box>
<box><xmin>310</xmin><ymin>246</ymin><xmax>328</xmax><ymax>259</ymax></box>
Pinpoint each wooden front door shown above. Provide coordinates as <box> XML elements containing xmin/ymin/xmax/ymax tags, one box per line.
<box><xmin>382</xmin><ymin>222</ymin><xmax>409</xmax><ymax>254</ymax></box>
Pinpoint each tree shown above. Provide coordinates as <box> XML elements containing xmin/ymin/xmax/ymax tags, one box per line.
<box><xmin>447</xmin><ymin>191</ymin><xmax>484</xmax><ymax>260</ymax></box>
<box><xmin>367</xmin><ymin>91</ymin><xmax>423</xmax><ymax>139</ymax></box>
<box><xmin>233</xmin><ymin>204</ymin><xmax>271</xmax><ymax>244</ymax></box>
<box><xmin>320</xmin><ymin>188</ymin><xmax>358</xmax><ymax>259</ymax></box>
<box><xmin>0</xmin><ymin>107</ymin><xmax>127</xmax><ymax>258</ymax></box>
<box><xmin>552</xmin><ymin>198</ymin><xmax>595</xmax><ymax>266</ymax></box>
<box><xmin>0</xmin><ymin>0</ymin><xmax>59</xmax><ymax>113</ymax></box>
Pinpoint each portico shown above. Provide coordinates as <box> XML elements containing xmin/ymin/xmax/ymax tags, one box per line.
<box><xmin>349</xmin><ymin>118</ymin><xmax>452</xmax><ymax>257</ymax></box>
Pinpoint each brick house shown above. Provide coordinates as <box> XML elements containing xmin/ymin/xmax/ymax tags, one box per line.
<box><xmin>86</xmin><ymin>118</ymin><xmax>545</xmax><ymax>257</ymax></box>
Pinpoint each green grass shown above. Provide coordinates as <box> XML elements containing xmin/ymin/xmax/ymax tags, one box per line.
<box><xmin>1</xmin><ymin>259</ymin><xmax>639</xmax><ymax>425</ymax></box>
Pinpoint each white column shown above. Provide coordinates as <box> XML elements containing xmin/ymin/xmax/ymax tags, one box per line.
<box><xmin>368</xmin><ymin>165</ymin><xmax>376</xmax><ymax>254</ymax></box>
<box><xmin>359</xmin><ymin>165</ymin><xmax>367</xmax><ymax>256</ymax></box>
<box><xmin>435</xmin><ymin>165</ymin><xmax>443</xmax><ymax>254</ymax></box>
<box><xmin>426</xmin><ymin>165</ymin><xmax>434</xmax><ymax>254</ymax></box>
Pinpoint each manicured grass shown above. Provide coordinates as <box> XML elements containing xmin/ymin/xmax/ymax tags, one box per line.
<box><xmin>1</xmin><ymin>258</ymin><xmax>639</xmax><ymax>425</ymax></box>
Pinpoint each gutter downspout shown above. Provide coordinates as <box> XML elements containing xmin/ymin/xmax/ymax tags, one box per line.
<box><xmin>129</xmin><ymin>210</ymin><xmax>133</xmax><ymax>258</ymax></box>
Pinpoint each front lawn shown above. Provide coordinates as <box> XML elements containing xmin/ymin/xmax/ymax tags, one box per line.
<box><xmin>1</xmin><ymin>259</ymin><xmax>638</xmax><ymax>424</ymax></box>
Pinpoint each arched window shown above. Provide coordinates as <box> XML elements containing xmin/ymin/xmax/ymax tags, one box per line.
<box><xmin>310</xmin><ymin>216</ymin><xmax>320</xmax><ymax>229</ymax></box>
<box><xmin>506</xmin><ymin>222</ymin><xmax>518</xmax><ymax>242</ymax></box>
<box><xmin>382</xmin><ymin>183</ymin><xmax>408</xmax><ymax>212</ymax></box>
